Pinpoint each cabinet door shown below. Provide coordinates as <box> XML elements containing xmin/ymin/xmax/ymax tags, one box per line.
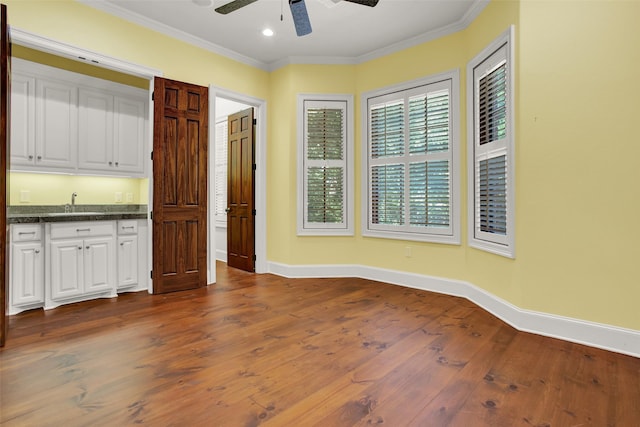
<box><xmin>113</xmin><ymin>96</ymin><xmax>146</xmax><ymax>174</ymax></box>
<box><xmin>10</xmin><ymin>242</ymin><xmax>44</xmax><ymax>306</ymax></box>
<box><xmin>50</xmin><ymin>239</ymin><xmax>84</xmax><ymax>300</ymax></box>
<box><xmin>78</xmin><ymin>88</ymin><xmax>113</xmax><ymax>171</ymax></box>
<box><xmin>10</xmin><ymin>73</ymin><xmax>36</xmax><ymax>168</ymax></box>
<box><xmin>117</xmin><ymin>235</ymin><xmax>138</xmax><ymax>289</ymax></box>
<box><xmin>84</xmin><ymin>236</ymin><xmax>115</xmax><ymax>294</ymax></box>
<box><xmin>36</xmin><ymin>78</ymin><xmax>77</xmax><ymax>170</ymax></box>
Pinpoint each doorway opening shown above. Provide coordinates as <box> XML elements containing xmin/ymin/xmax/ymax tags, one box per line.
<box><xmin>209</xmin><ymin>87</ymin><xmax>267</xmax><ymax>280</ymax></box>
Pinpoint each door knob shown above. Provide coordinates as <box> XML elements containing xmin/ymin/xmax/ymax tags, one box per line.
<box><xmin>225</xmin><ymin>208</ymin><xmax>231</xmax><ymax>213</ymax></box>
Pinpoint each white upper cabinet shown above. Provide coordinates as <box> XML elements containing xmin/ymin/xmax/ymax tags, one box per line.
<box><xmin>10</xmin><ymin>58</ymin><xmax>148</xmax><ymax>177</ymax></box>
<box><xmin>10</xmin><ymin>73</ymin><xmax>36</xmax><ymax>167</ymax></box>
<box><xmin>78</xmin><ymin>88</ymin><xmax>146</xmax><ymax>175</ymax></box>
<box><xmin>78</xmin><ymin>88</ymin><xmax>113</xmax><ymax>171</ymax></box>
<box><xmin>113</xmin><ymin>96</ymin><xmax>146</xmax><ymax>174</ymax></box>
<box><xmin>36</xmin><ymin>78</ymin><xmax>78</xmax><ymax>170</ymax></box>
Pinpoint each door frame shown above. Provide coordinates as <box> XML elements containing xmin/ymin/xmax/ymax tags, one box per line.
<box><xmin>9</xmin><ymin>28</ymin><xmax>268</xmax><ymax>287</ymax></box>
<box><xmin>209</xmin><ymin>86</ymin><xmax>267</xmax><ymax>275</ymax></box>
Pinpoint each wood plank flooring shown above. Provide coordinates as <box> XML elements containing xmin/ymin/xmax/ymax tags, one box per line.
<box><xmin>1</xmin><ymin>262</ymin><xmax>639</xmax><ymax>426</ymax></box>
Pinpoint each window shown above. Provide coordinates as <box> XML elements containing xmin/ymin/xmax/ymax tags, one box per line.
<box><xmin>467</xmin><ymin>26</ymin><xmax>515</xmax><ymax>257</ymax></box>
<box><xmin>362</xmin><ymin>71</ymin><xmax>460</xmax><ymax>244</ymax></box>
<box><xmin>297</xmin><ymin>95</ymin><xmax>354</xmax><ymax>235</ymax></box>
<box><xmin>214</xmin><ymin>118</ymin><xmax>228</xmax><ymax>227</ymax></box>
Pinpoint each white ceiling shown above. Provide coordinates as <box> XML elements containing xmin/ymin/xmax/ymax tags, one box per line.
<box><xmin>81</xmin><ymin>0</ymin><xmax>488</xmax><ymax>70</ymax></box>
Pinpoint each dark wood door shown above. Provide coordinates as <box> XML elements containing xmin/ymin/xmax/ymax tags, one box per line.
<box><xmin>0</xmin><ymin>4</ymin><xmax>9</xmax><ymax>347</ymax></box>
<box><xmin>152</xmin><ymin>77</ymin><xmax>208</xmax><ymax>293</ymax></box>
<box><xmin>226</xmin><ymin>107</ymin><xmax>255</xmax><ymax>272</ymax></box>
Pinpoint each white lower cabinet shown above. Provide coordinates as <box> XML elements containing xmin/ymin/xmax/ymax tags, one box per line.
<box><xmin>49</xmin><ymin>238</ymin><xmax>84</xmax><ymax>300</ymax></box>
<box><xmin>84</xmin><ymin>237</ymin><xmax>116</xmax><ymax>294</ymax></box>
<box><xmin>117</xmin><ymin>235</ymin><xmax>138</xmax><ymax>288</ymax></box>
<box><xmin>46</xmin><ymin>221</ymin><xmax>117</xmax><ymax>309</ymax></box>
<box><xmin>9</xmin><ymin>219</ymin><xmax>147</xmax><ymax>314</ymax></box>
<box><xmin>9</xmin><ymin>224</ymin><xmax>45</xmax><ymax>314</ymax></box>
<box><xmin>117</xmin><ymin>220</ymin><xmax>139</xmax><ymax>289</ymax></box>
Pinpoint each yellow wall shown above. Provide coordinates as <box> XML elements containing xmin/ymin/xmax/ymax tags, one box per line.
<box><xmin>267</xmin><ymin>64</ymin><xmax>359</xmax><ymax>263</ymax></box>
<box><xmin>268</xmin><ymin>1</ymin><xmax>520</xmax><ymax>300</ymax></box>
<box><xmin>265</xmin><ymin>0</ymin><xmax>640</xmax><ymax>332</ymax></box>
<box><xmin>515</xmin><ymin>0</ymin><xmax>640</xmax><ymax>328</ymax></box>
<box><xmin>9</xmin><ymin>173</ymin><xmax>147</xmax><ymax>205</ymax></box>
<box><xmin>4</xmin><ymin>0</ymin><xmax>269</xmax><ymax>95</ymax></box>
<box><xmin>5</xmin><ymin>0</ymin><xmax>640</xmax><ymax>332</ymax></box>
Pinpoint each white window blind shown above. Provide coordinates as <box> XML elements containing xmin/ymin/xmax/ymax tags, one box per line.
<box><xmin>363</xmin><ymin>73</ymin><xmax>459</xmax><ymax>244</ymax></box>
<box><xmin>214</xmin><ymin>119</ymin><xmax>228</xmax><ymax>226</ymax></box>
<box><xmin>468</xmin><ymin>27</ymin><xmax>515</xmax><ymax>257</ymax></box>
<box><xmin>297</xmin><ymin>95</ymin><xmax>354</xmax><ymax>235</ymax></box>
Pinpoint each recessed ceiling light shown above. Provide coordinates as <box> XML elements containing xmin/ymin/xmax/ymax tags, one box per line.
<box><xmin>262</xmin><ymin>28</ymin><xmax>274</xmax><ymax>37</ymax></box>
<box><xmin>192</xmin><ymin>0</ymin><xmax>213</xmax><ymax>7</ymax></box>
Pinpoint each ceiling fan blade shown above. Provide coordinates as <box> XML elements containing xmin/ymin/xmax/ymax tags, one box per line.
<box><xmin>289</xmin><ymin>0</ymin><xmax>312</xmax><ymax>36</ymax></box>
<box><xmin>215</xmin><ymin>0</ymin><xmax>259</xmax><ymax>14</ymax></box>
<box><xmin>343</xmin><ymin>0</ymin><xmax>379</xmax><ymax>6</ymax></box>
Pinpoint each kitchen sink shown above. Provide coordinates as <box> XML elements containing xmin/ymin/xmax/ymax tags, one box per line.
<box><xmin>46</xmin><ymin>212</ymin><xmax>105</xmax><ymax>216</ymax></box>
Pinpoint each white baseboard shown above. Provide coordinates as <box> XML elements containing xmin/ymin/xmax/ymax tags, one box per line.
<box><xmin>216</xmin><ymin>249</ymin><xmax>227</xmax><ymax>263</ymax></box>
<box><xmin>267</xmin><ymin>262</ymin><xmax>640</xmax><ymax>358</ymax></box>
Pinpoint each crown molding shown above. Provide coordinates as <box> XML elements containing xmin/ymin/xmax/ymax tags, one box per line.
<box><xmin>267</xmin><ymin>55</ymin><xmax>358</xmax><ymax>72</ymax></box>
<box><xmin>354</xmin><ymin>0</ymin><xmax>490</xmax><ymax>64</ymax></box>
<box><xmin>79</xmin><ymin>0</ymin><xmax>489</xmax><ymax>72</ymax></box>
<box><xmin>78</xmin><ymin>0</ymin><xmax>270</xmax><ymax>71</ymax></box>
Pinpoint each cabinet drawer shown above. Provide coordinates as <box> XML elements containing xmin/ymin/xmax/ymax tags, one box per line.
<box><xmin>11</xmin><ymin>224</ymin><xmax>42</xmax><ymax>242</ymax></box>
<box><xmin>50</xmin><ymin>221</ymin><xmax>114</xmax><ymax>239</ymax></box>
<box><xmin>117</xmin><ymin>220</ymin><xmax>138</xmax><ymax>235</ymax></box>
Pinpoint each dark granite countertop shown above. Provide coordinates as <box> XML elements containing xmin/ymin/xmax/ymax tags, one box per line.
<box><xmin>8</xmin><ymin>205</ymin><xmax>148</xmax><ymax>224</ymax></box>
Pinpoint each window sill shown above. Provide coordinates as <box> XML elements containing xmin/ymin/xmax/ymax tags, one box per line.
<box><xmin>363</xmin><ymin>229</ymin><xmax>460</xmax><ymax>245</ymax></box>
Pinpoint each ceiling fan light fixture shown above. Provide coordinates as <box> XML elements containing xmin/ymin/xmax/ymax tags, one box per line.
<box><xmin>215</xmin><ymin>0</ymin><xmax>376</xmax><ymax>37</ymax></box>
<box><xmin>289</xmin><ymin>0</ymin><xmax>312</xmax><ymax>37</ymax></box>
<box><xmin>192</xmin><ymin>0</ymin><xmax>214</xmax><ymax>7</ymax></box>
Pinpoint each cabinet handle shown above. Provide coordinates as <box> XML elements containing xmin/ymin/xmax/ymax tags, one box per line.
<box><xmin>35</xmin><ymin>249</ymin><xmax>40</xmax><ymax>254</ymax></box>
<box><xmin>115</xmin><ymin>162</ymin><xmax>119</xmax><ymax>167</ymax></box>
<box><xmin>28</xmin><ymin>155</ymin><xmax>33</xmax><ymax>160</ymax></box>
<box><xmin>37</xmin><ymin>155</ymin><xmax>42</xmax><ymax>160</ymax></box>
<box><xmin>18</xmin><ymin>231</ymin><xmax>36</xmax><ymax>235</ymax></box>
<box><xmin>76</xmin><ymin>228</ymin><xmax>91</xmax><ymax>232</ymax></box>
<box><xmin>109</xmin><ymin>161</ymin><xmax>113</xmax><ymax>166</ymax></box>
<box><xmin>122</xmin><ymin>226</ymin><xmax>134</xmax><ymax>230</ymax></box>
<box><xmin>86</xmin><ymin>246</ymin><xmax>90</xmax><ymax>250</ymax></box>
<box><xmin>120</xmin><ymin>242</ymin><xmax>124</xmax><ymax>246</ymax></box>
<box><xmin>78</xmin><ymin>246</ymin><xmax>82</xmax><ymax>250</ymax></box>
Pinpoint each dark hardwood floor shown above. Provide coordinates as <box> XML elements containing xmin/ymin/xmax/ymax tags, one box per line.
<box><xmin>1</xmin><ymin>262</ymin><xmax>639</xmax><ymax>426</ymax></box>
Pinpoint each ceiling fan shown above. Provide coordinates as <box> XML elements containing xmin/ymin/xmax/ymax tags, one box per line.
<box><xmin>215</xmin><ymin>0</ymin><xmax>379</xmax><ymax>37</ymax></box>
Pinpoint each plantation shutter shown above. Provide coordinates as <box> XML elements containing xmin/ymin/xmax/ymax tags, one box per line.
<box><xmin>368</xmin><ymin>80</ymin><xmax>453</xmax><ymax>237</ymax></box>
<box><xmin>473</xmin><ymin>49</ymin><xmax>509</xmax><ymax>244</ymax></box>
<box><xmin>303</xmin><ymin>100</ymin><xmax>347</xmax><ymax>229</ymax></box>
<box><xmin>478</xmin><ymin>155</ymin><xmax>506</xmax><ymax>234</ymax></box>
<box><xmin>214</xmin><ymin>119</ymin><xmax>228</xmax><ymax>223</ymax></box>
<box><xmin>478</xmin><ymin>63</ymin><xmax>507</xmax><ymax>146</ymax></box>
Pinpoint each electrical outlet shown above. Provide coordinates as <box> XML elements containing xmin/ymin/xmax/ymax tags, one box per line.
<box><xmin>405</xmin><ymin>246</ymin><xmax>412</xmax><ymax>258</ymax></box>
<box><xmin>115</xmin><ymin>192</ymin><xmax>123</xmax><ymax>203</ymax></box>
<box><xmin>20</xmin><ymin>190</ymin><xmax>30</xmax><ymax>203</ymax></box>
<box><xmin>125</xmin><ymin>192</ymin><xmax>133</xmax><ymax>203</ymax></box>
